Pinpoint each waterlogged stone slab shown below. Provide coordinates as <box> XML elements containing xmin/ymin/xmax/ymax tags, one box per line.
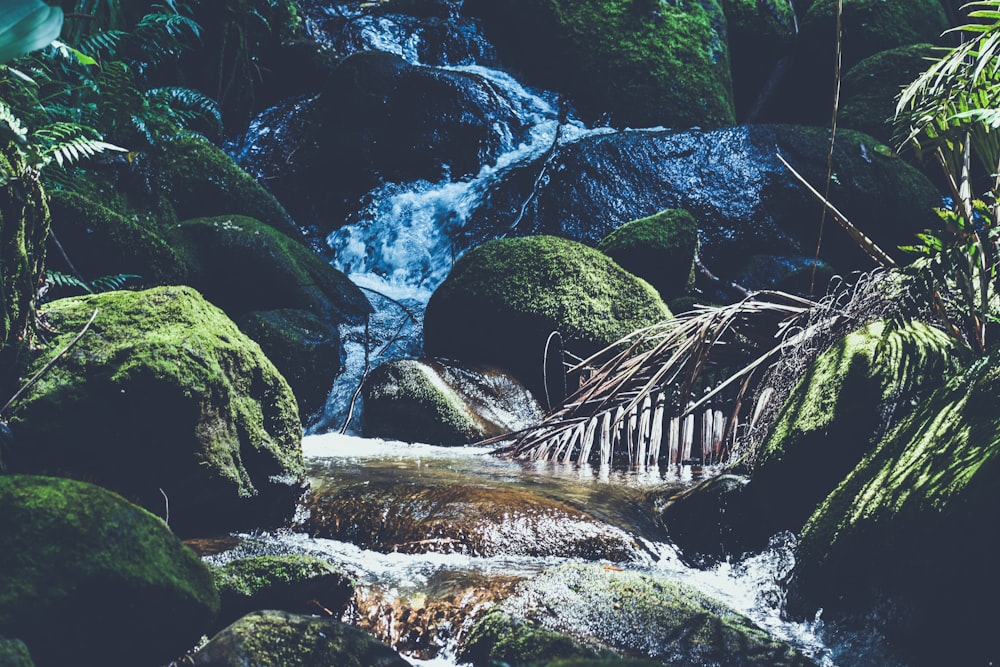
<box><xmin>298</xmin><ymin>482</ymin><xmax>645</xmax><ymax>561</ymax></box>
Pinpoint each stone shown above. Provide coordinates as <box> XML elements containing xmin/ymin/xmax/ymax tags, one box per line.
<box><xmin>0</xmin><ymin>475</ymin><xmax>219</xmax><ymax>667</ymax></box>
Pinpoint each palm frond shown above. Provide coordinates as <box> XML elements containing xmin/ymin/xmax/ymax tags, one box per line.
<box><xmin>489</xmin><ymin>291</ymin><xmax>828</xmax><ymax>467</ymax></box>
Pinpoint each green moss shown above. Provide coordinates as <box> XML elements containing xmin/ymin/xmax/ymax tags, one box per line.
<box><xmin>544</xmin><ymin>659</ymin><xmax>677</xmax><ymax>667</ymax></box>
<box><xmin>464</xmin><ymin>0</ymin><xmax>734</xmax><ymax>128</ymax></box>
<box><xmin>793</xmin><ymin>351</ymin><xmax>1000</xmax><ymax>663</ymax></box>
<box><xmin>459</xmin><ymin>609</ymin><xmax>605</xmax><ymax>666</ymax></box>
<box><xmin>425</xmin><ymin>235</ymin><xmax>671</xmax><ymax>399</ymax></box>
<box><xmin>8</xmin><ymin>286</ymin><xmax>303</xmax><ymax>535</ymax></box>
<box><xmin>191</xmin><ymin>610</ymin><xmax>409</xmax><ymax>666</ymax></box>
<box><xmin>0</xmin><ymin>475</ymin><xmax>219</xmax><ymax>666</ymax></box>
<box><xmin>0</xmin><ymin>638</ymin><xmax>34</xmax><ymax>667</ymax></box>
<box><xmin>748</xmin><ymin>320</ymin><xmax>968</xmax><ymax>534</ymax></box>
<box><xmin>175</xmin><ymin>215</ymin><xmax>370</xmax><ymax>322</ymax></box>
<box><xmin>46</xmin><ymin>190</ymin><xmax>188</xmax><ymax>284</ymax></box>
<box><xmin>149</xmin><ymin>134</ymin><xmax>299</xmax><ymax>238</ymax></box>
<box><xmin>597</xmin><ymin>208</ymin><xmax>698</xmax><ymax>299</ymax></box>
<box><xmin>840</xmin><ymin>44</ymin><xmax>938</xmax><ymax>143</ymax></box>
<box><xmin>483</xmin><ymin>564</ymin><xmax>813</xmax><ymax>666</ymax></box>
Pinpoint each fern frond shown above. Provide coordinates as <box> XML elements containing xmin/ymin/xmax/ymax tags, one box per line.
<box><xmin>90</xmin><ymin>273</ymin><xmax>140</xmax><ymax>291</ymax></box>
<box><xmin>0</xmin><ymin>100</ymin><xmax>29</xmax><ymax>144</ymax></box>
<box><xmin>32</xmin><ymin>121</ymin><xmax>126</xmax><ymax>166</ymax></box>
<box><xmin>146</xmin><ymin>86</ymin><xmax>222</xmax><ymax>137</ymax></box>
<box><xmin>77</xmin><ymin>29</ymin><xmax>126</xmax><ymax>58</ymax></box>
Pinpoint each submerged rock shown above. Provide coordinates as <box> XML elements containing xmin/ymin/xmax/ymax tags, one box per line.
<box><xmin>298</xmin><ymin>481</ymin><xmax>645</xmax><ymax>561</ymax></box>
<box><xmin>361</xmin><ymin>358</ymin><xmax>544</xmax><ymax>445</ymax></box>
<box><xmin>0</xmin><ymin>475</ymin><xmax>219</xmax><ymax>667</ymax></box>
<box><xmin>463</xmin><ymin>0</ymin><xmax>735</xmax><ymax>128</ymax></box>
<box><xmin>212</xmin><ymin>554</ymin><xmax>354</xmax><ymax>630</ymax></box>
<box><xmin>465</xmin><ymin>125</ymin><xmax>940</xmax><ymax>285</ymax></box>
<box><xmin>191</xmin><ymin>610</ymin><xmax>410</xmax><ymax>667</ymax></box>
<box><xmin>460</xmin><ymin>563</ymin><xmax>816</xmax><ymax>667</ymax></box>
<box><xmin>597</xmin><ymin>208</ymin><xmax>698</xmax><ymax>300</ymax></box>
<box><xmin>790</xmin><ymin>350</ymin><xmax>1000</xmax><ymax>666</ymax></box>
<box><xmin>424</xmin><ymin>235</ymin><xmax>671</xmax><ymax>403</ymax></box>
<box><xmin>7</xmin><ymin>286</ymin><xmax>304</xmax><ymax>535</ymax></box>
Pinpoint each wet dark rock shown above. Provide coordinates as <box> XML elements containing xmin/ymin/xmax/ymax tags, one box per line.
<box><xmin>298</xmin><ymin>481</ymin><xmax>645</xmax><ymax>561</ymax></box>
<box><xmin>722</xmin><ymin>0</ymin><xmax>798</xmax><ymax>119</ymax></box>
<box><xmin>361</xmin><ymin>358</ymin><xmax>544</xmax><ymax>445</ymax></box>
<box><xmin>652</xmin><ymin>474</ymin><xmax>752</xmax><ymax>566</ymax></box>
<box><xmin>789</xmin><ymin>349</ymin><xmax>1000</xmax><ymax>667</ymax></box>
<box><xmin>211</xmin><ymin>554</ymin><xmax>354</xmax><ymax>629</ymax></box>
<box><xmin>424</xmin><ymin>235</ymin><xmax>671</xmax><ymax>403</ymax></box>
<box><xmin>463</xmin><ymin>0</ymin><xmax>734</xmax><ymax>129</ymax></box>
<box><xmin>6</xmin><ymin>287</ymin><xmax>305</xmax><ymax>536</ymax></box>
<box><xmin>0</xmin><ymin>475</ymin><xmax>219</xmax><ymax>667</ymax></box>
<box><xmin>597</xmin><ymin>208</ymin><xmax>698</xmax><ymax>300</ymax></box>
<box><xmin>464</xmin><ymin>125</ymin><xmax>940</xmax><ymax>286</ymax></box>
<box><xmin>174</xmin><ymin>215</ymin><xmax>370</xmax><ymax>324</ymax></box>
<box><xmin>461</xmin><ymin>563</ymin><xmax>817</xmax><ymax>667</ymax></box>
<box><xmin>191</xmin><ymin>610</ymin><xmax>410</xmax><ymax>667</ymax></box>
<box><xmin>237</xmin><ymin>309</ymin><xmax>343</xmax><ymax>418</ymax></box>
<box><xmin>235</xmin><ymin>50</ymin><xmax>524</xmax><ymax>233</ymax></box>
<box><xmin>733</xmin><ymin>254</ymin><xmax>836</xmax><ymax>294</ymax></box>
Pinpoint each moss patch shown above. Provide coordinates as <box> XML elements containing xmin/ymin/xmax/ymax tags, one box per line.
<box><xmin>212</xmin><ymin>554</ymin><xmax>353</xmax><ymax>628</ymax></box>
<box><xmin>175</xmin><ymin>215</ymin><xmax>370</xmax><ymax>322</ymax></box>
<box><xmin>0</xmin><ymin>638</ymin><xmax>34</xmax><ymax>667</ymax></box>
<box><xmin>793</xmin><ymin>351</ymin><xmax>1000</xmax><ymax>664</ymax></box>
<box><xmin>424</xmin><ymin>235</ymin><xmax>671</xmax><ymax>401</ymax></box>
<box><xmin>7</xmin><ymin>286</ymin><xmax>303</xmax><ymax>535</ymax></box>
<box><xmin>0</xmin><ymin>475</ymin><xmax>219</xmax><ymax>667</ymax></box>
<box><xmin>463</xmin><ymin>0</ymin><xmax>734</xmax><ymax>128</ymax></box>
<box><xmin>597</xmin><ymin>208</ymin><xmax>698</xmax><ymax>299</ymax></box>
<box><xmin>459</xmin><ymin>609</ymin><xmax>606</xmax><ymax>666</ymax></box>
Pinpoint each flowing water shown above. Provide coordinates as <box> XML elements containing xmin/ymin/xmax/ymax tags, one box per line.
<box><xmin>229</xmin><ymin>3</ymin><xmax>911</xmax><ymax>664</ymax></box>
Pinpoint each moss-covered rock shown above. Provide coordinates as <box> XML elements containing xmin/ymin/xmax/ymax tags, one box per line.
<box><xmin>459</xmin><ymin>609</ymin><xmax>609</xmax><ymax>666</ymax></box>
<box><xmin>46</xmin><ymin>189</ymin><xmax>188</xmax><ymax>285</ymax></box>
<box><xmin>191</xmin><ymin>610</ymin><xmax>410</xmax><ymax>667</ymax></box>
<box><xmin>597</xmin><ymin>208</ymin><xmax>698</xmax><ymax>300</ymax></box>
<box><xmin>840</xmin><ymin>44</ymin><xmax>938</xmax><ymax>143</ymax></box>
<box><xmin>463</xmin><ymin>564</ymin><xmax>816</xmax><ymax>667</ymax></box>
<box><xmin>7</xmin><ymin>286</ymin><xmax>304</xmax><ymax>535</ymax></box>
<box><xmin>722</xmin><ymin>0</ymin><xmax>798</xmax><ymax>118</ymax></box>
<box><xmin>462</xmin><ymin>0</ymin><xmax>735</xmax><ymax>128</ymax></box>
<box><xmin>791</xmin><ymin>350</ymin><xmax>1000</xmax><ymax>666</ymax></box>
<box><xmin>0</xmin><ymin>638</ymin><xmax>34</xmax><ymax>667</ymax></box>
<box><xmin>212</xmin><ymin>555</ymin><xmax>353</xmax><ymax>629</ymax></box>
<box><xmin>175</xmin><ymin>215</ymin><xmax>370</xmax><ymax>323</ymax></box>
<box><xmin>0</xmin><ymin>140</ymin><xmax>48</xmax><ymax>391</ymax></box>
<box><xmin>0</xmin><ymin>475</ymin><xmax>219</xmax><ymax>667</ymax></box>
<box><xmin>147</xmin><ymin>133</ymin><xmax>300</xmax><ymax>238</ymax></box>
<box><xmin>424</xmin><ymin>235</ymin><xmax>671</xmax><ymax>401</ymax></box>
<box><xmin>361</xmin><ymin>359</ymin><xmax>544</xmax><ymax>445</ymax></box>
<box><xmin>237</xmin><ymin>309</ymin><xmax>343</xmax><ymax>418</ymax></box>
<box><xmin>543</xmin><ymin>660</ymin><xmax>667</xmax><ymax>667</ymax></box>
<box><xmin>298</xmin><ymin>481</ymin><xmax>644</xmax><ymax>561</ymax></box>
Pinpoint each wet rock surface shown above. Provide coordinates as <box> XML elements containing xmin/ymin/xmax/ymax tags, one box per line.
<box><xmin>298</xmin><ymin>481</ymin><xmax>646</xmax><ymax>561</ymax></box>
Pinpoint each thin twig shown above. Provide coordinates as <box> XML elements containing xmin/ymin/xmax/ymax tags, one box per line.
<box><xmin>0</xmin><ymin>308</ymin><xmax>98</xmax><ymax>416</ymax></box>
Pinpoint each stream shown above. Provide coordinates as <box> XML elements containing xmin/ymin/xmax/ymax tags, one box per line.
<box><xmin>227</xmin><ymin>2</ymin><xmax>913</xmax><ymax>665</ymax></box>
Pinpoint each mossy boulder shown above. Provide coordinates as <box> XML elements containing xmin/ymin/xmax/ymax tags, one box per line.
<box><xmin>459</xmin><ymin>609</ymin><xmax>610</xmax><ymax>666</ymax></box>
<box><xmin>721</xmin><ymin>0</ymin><xmax>798</xmax><ymax>118</ymax></box>
<box><xmin>212</xmin><ymin>555</ymin><xmax>354</xmax><ymax>629</ymax></box>
<box><xmin>840</xmin><ymin>44</ymin><xmax>938</xmax><ymax>143</ymax></box>
<box><xmin>46</xmin><ymin>189</ymin><xmax>188</xmax><ymax>285</ymax></box>
<box><xmin>462</xmin><ymin>0</ymin><xmax>735</xmax><ymax>128</ymax></box>
<box><xmin>0</xmin><ymin>638</ymin><xmax>34</xmax><ymax>667</ymax></box>
<box><xmin>424</xmin><ymin>235</ymin><xmax>671</xmax><ymax>402</ymax></box>
<box><xmin>237</xmin><ymin>309</ymin><xmax>343</xmax><ymax>418</ymax></box>
<box><xmin>191</xmin><ymin>610</ymin><xmax>410</xmax><ymax>667</ymax></box>
<box><xmin>174</xmin><ymin>215</ymin><xmax>370</xmax><ymax>323</ymax></box>
<box><xmin>462</xmin><ymin>564</ymin><xmax>816</xmax><ymax>667</ymax></box>
<box><xmin>147</xmin><ymin>133</ymin><xmax>300</xmax><ymax>239</ymax></box>
<box><xmin>361</xmin><ymin>358</ymin><xmax>544</xmax><ymax>446</ymax></box>
<box><xmin>6</xmin><ymin>286</ymin><xmax>304</xmax><ymax>535</ymax></box>
<box><xmin>597</xmin><ymin>208</ymin><xmax>698</xmax><ymax>299</ymax></box>
<box><xmin>0</xmin><ymin>475</ymin><xmax>219</xmax><ymax>667</ymax></box>
<box><xmin>791</xmin><ymin>351</ymin><xmax>1000</xmax><ymax>666</ymax></box>
<box><xmin>0</xmin><ymin>140</ymin><xmax>48</xmax><ymax>389</ymax></box>
<box><xmin>298</xmin><ymin>481</ymin><xmax>644</xmax><ymax>561</ymax></box>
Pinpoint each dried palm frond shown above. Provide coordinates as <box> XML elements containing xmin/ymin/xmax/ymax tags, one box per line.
<box><xmin>489</xmin><ymin>290</ymin><xmax>839</xmax><ymax>467</ymax></box>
